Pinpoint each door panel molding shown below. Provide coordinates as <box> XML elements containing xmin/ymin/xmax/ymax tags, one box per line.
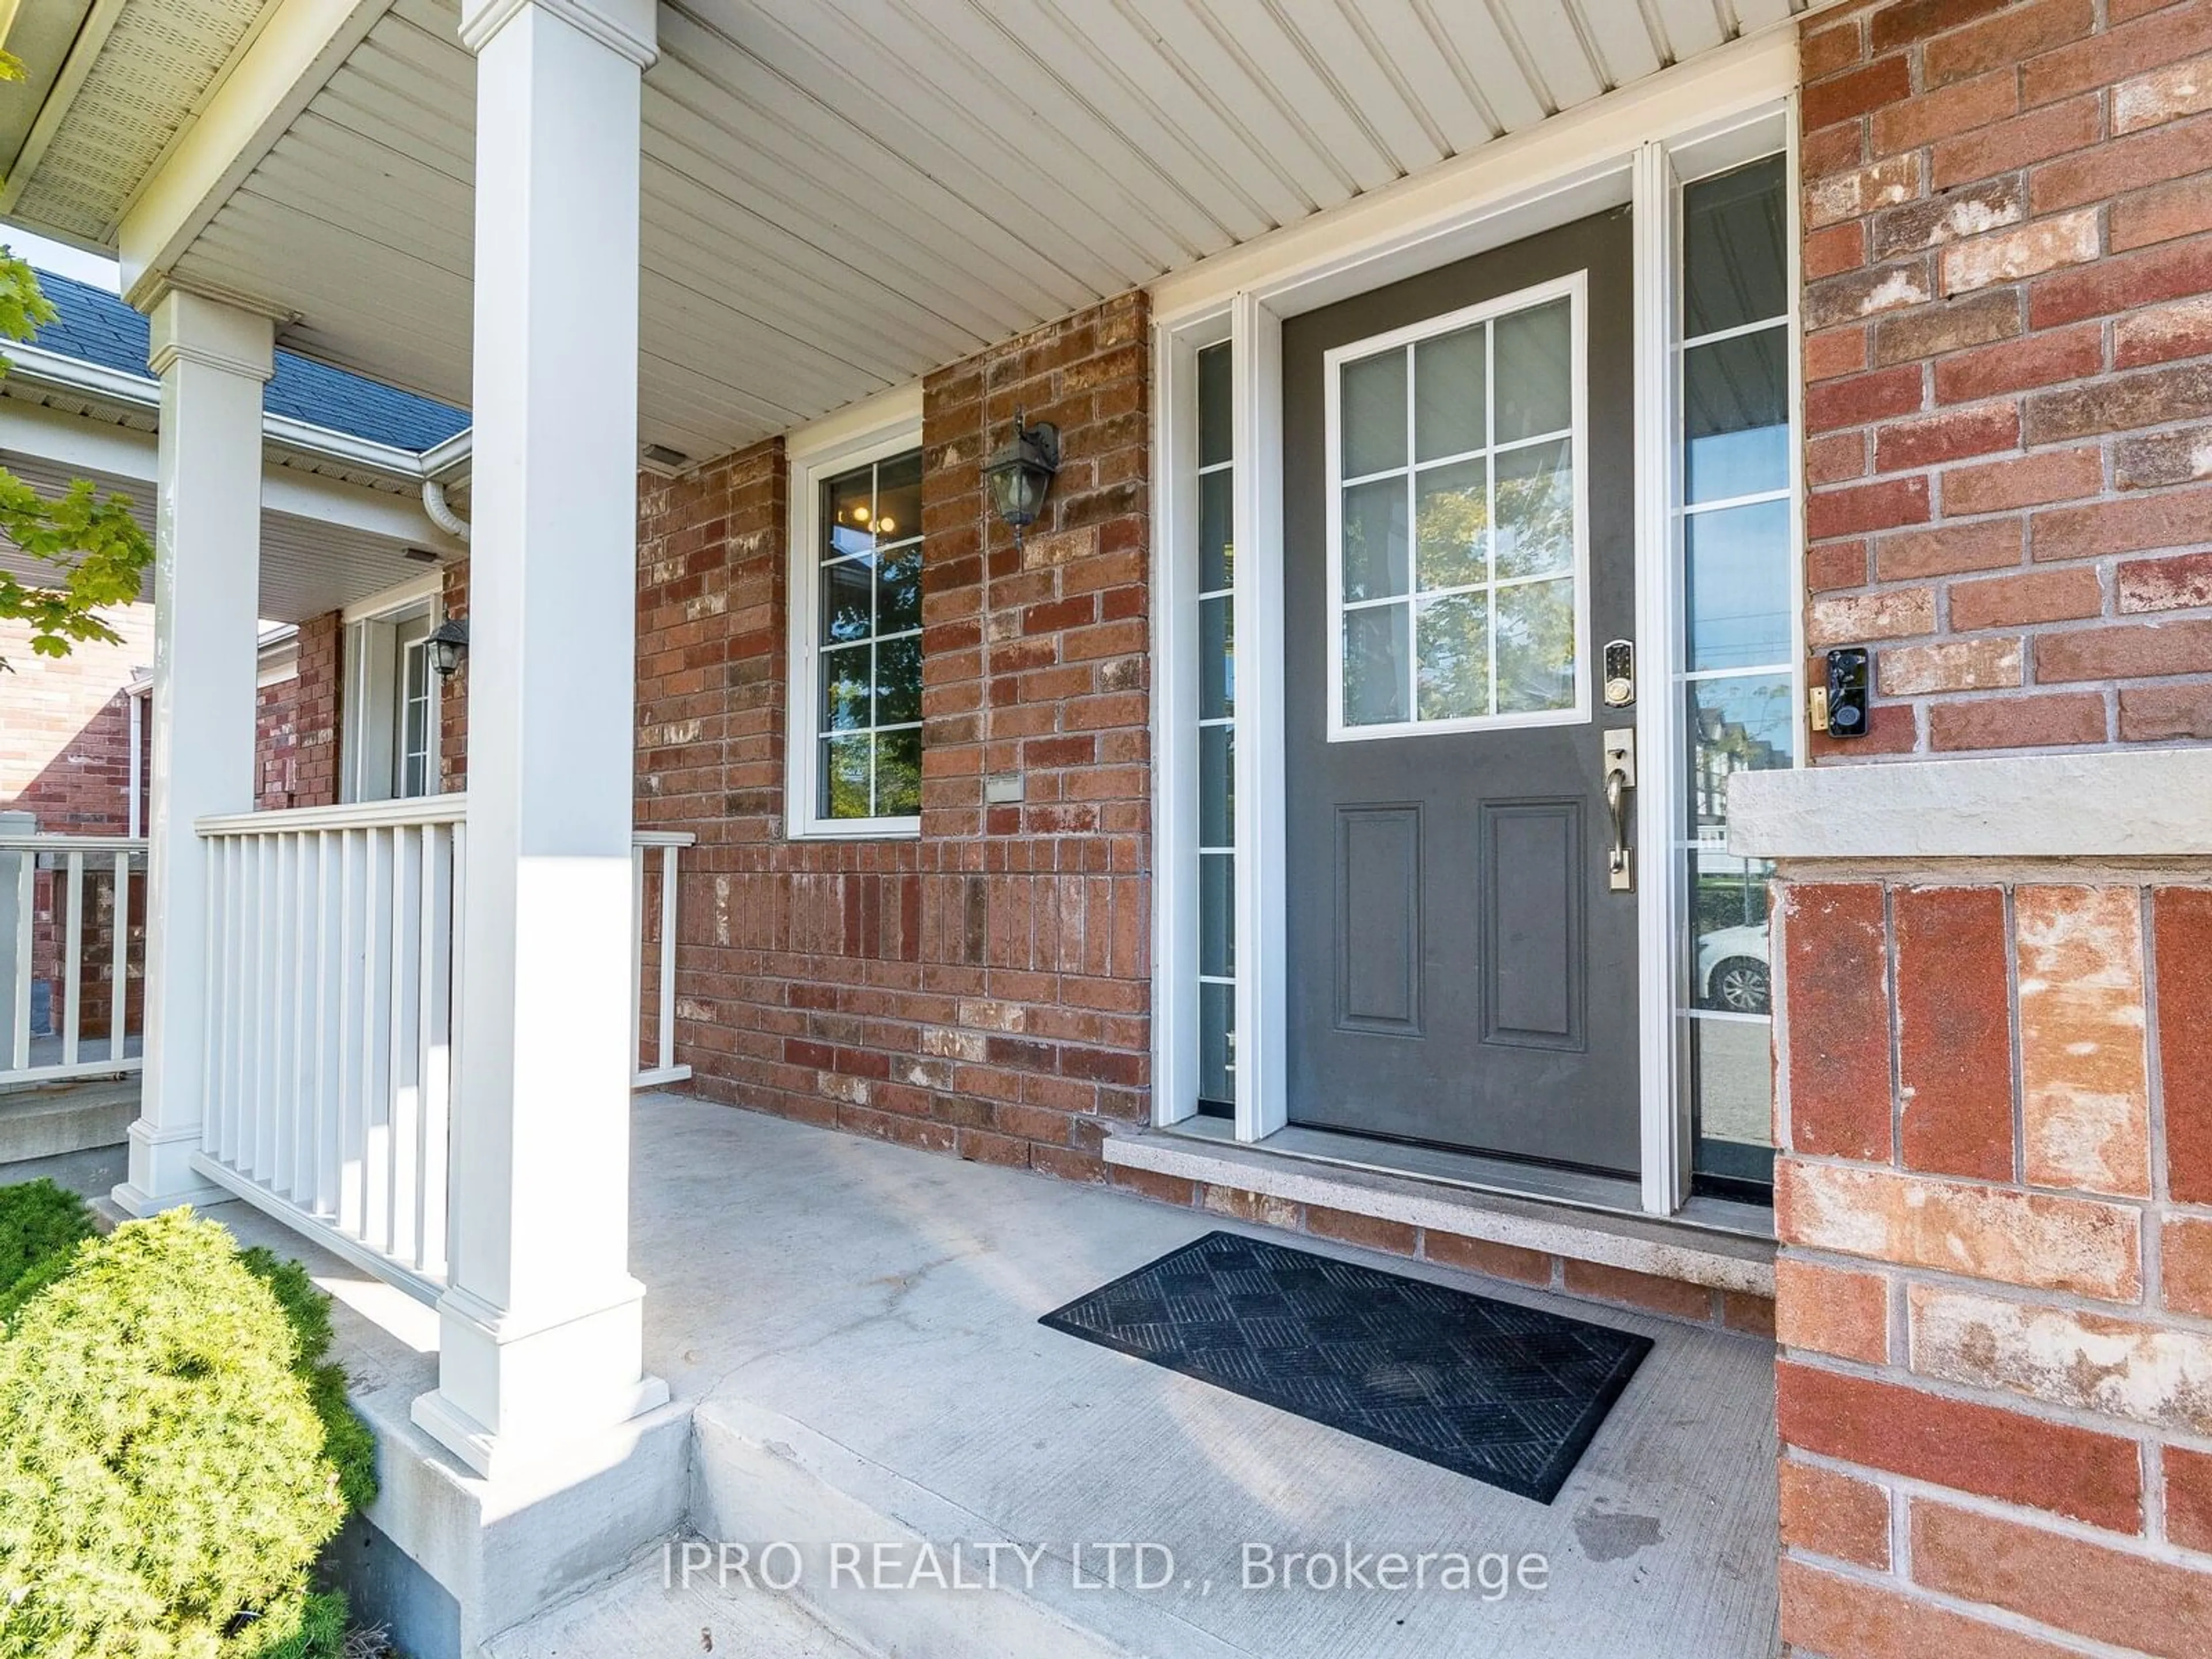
<box><xmin>1479</xmin><ymin>798</ymin><xmax>1585</xmax><ymax>1052</ymax></box>
<box><xmin>1334</xmin><ymin>804</ymin><xmax>1423</xmax><ymax>1035</ymax></box>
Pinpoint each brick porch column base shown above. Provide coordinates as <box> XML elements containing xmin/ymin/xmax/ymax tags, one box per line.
<box><xmin>1739</xmin><ymin>755</ymin><xmax>2212</xmax><ymax>1658</ymax></box>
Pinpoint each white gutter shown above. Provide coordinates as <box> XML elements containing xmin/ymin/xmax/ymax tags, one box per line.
<box><xmin>420</xmin><ymin>478</ymin><xmax>469</xmax><ymax>542</ymax></box>
<box><xmin>420</xmin><ymin>426</ymin><xmax>473</xmax><ymax>483</ymax></box>
<box><xmin>2</xmin><ymin>336</ymin><xmax>474</xmax><ymax>486</ymax></box>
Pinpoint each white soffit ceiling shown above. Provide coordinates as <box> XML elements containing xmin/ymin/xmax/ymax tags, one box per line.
<box><xmin>10</xmin><ymin>0</ymin><xmax>275</xmax><ymax>245</ymax></box>
<box><xmin>0</xmin><ymin>446</ymin><xmax>444</xmax><ymax>621</ymax></box>
<box><xmin>162</xmin><ymin>0</ymin><xmax>1810</xmax><ymax>462</ymax></box>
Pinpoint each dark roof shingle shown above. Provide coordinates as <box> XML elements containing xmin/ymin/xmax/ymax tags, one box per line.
<box><xmin>20</xmin><ymin>269</ymin><xmax>471</xmax><ymax>453</ymax></box>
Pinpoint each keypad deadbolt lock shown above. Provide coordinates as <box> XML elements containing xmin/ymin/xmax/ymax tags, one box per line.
<box><xmin>1603</xmin><ymin>639</ymin><xmax>1635</xmax><ymax>708</ymax></box>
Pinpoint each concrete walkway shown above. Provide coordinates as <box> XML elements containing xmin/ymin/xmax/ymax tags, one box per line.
<box><xmin>6</xmin><ymin>1096</ymin><xmax>1781</xmax><ymax>1656</ymax></box>
<box><xmin>623</xmin><ymin>1095</ymin><xmax>1779</xmax><ymax>1659</ymax></box>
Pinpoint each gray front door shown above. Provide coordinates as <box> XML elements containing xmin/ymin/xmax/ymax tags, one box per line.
<box><xmin>1281</xmin><ymin>209</ymin><xmax>1640</xmax><ymax>1176</ymax></box>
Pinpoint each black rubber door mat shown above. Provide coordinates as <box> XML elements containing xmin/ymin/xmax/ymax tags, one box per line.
<box><xmin>1040</xmin><ymin>1230</ymin><xmax>1652</xmax><ymax>1503</ymax></box>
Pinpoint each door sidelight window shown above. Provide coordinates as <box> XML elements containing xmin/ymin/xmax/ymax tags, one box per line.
<box><xmin>1677</xmin><ymin>151</ymin><xmax>1794</xmax><ymax>1198</ymax></box>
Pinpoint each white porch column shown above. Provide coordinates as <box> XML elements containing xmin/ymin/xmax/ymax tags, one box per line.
<box><xmin>411</xmin><ymin>0</ymin><xmax>664</xmax><ymax>1475</ymax></box>
<box><xmin>115</xmin><ymin>291</ymin><xmax>272</xmax><ymax>1217</ymax></box>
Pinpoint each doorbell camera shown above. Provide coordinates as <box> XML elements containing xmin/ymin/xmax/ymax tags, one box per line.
<box><xmin>1824</xmin><ymin>647</ymin><xmax>1871</xmax><ymax>739</ymax></box>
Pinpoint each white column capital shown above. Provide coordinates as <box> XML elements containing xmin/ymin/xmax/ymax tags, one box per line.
<box><xmin>146</xmin><ymin>289</ymin><xmax>275</xmax><ymax>383</ymax></box>
<box><xmin>459</xmin><ymin>0</ymin><xmax>657</xmax><ymax>67</ymax></box>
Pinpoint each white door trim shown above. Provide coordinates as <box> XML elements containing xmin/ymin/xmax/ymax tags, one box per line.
<box><xmin>1147</xmin><ymin>32</ymin><xmax>1800</xmax><ymax>1216</ymax></box>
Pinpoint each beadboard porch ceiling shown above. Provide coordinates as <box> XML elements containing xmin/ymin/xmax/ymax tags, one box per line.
<box><xmin>9</xmin><ymin>0</ymin><xmax>1819</xmax><ymax>464</ymax></box>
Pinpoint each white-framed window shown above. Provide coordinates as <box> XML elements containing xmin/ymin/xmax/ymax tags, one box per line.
<box><xmin>341</xmin><ymin>578</ymin><xmax>444</xmax><ymax>803</ymax></box>
<box><xmin>786</xmin><ymin>423</ymin><xmax>925</xmax><ymax>838</ymax></box>
<box><xmin>1323</xmin><ymin>272</ymin><xmax>1590</xmax><ymax>742</ymax></box>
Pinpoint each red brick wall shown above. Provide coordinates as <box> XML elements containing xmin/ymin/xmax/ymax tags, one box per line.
<box><xmin>634</xmin><ymin>293</ymin><xmax>1153</xmax><ymax>1176</ymax></box>
<box><xmin>0</xmin><ymin>602</ymin><xmax>152</xmax><ymax>832</ymax></box>
<box><xmin>1801</xmin><ymin>0</ymin><xmax>2212</xmax><ymax>757</ymax></box>
<box><xmin>439</xmin><ymin>558</ymin><xmax>467</xmax><ymax>796</ymax></box>
<box><xmin>255</xmin><ymin>611</ymin><xmax>343</xmax><ymax>811</ymax></box>
<box><xmin>1771</xmin><ymin>877</ymin><xmax>2212</xmax><ymax>1657</ymax></box>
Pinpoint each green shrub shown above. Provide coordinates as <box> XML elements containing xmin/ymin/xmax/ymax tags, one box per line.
<box><xmin>240</xmin><ymin>1247</ymin><xmax>377</xmax><ymax>1516</ymax></box>
<box><xmin>0</xmin><ymin>1176</ymin><xmax>93</xmax><ymax>1319</ymax></box>
<box><xmin>0</xmin><ymin>1209</ymin><xmax>377</xmax><ymax>1658</ymax></box>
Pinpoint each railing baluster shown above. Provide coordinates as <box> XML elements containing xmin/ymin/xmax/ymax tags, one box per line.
<box><xmin>363</xmin><ymin>825</ymin><xmax>394</xmax><ymax>1255</ymax></box>
<box><xmin>313</xmin><ymin>831</ymin><xmax>337</xmax><ymax>1217</ymax></box>
<box><xmin>223</xmin><ymin>837</ymin><xmax>243</xmax><ymax>1162</ymax></box>
<box><xmin>210</xmin><ymin>838</ymin><xmax>231</xmax><ymax>1161</ymax></box>
<box><xmin>417</xmin><ymin>821</ymin><xmax>452</xmax><ymax>1279</ymax></box>
<box><xmin>9</xmin><ymin>846</ymin><xmax>30</xmax><ymax>1071</ymax></box>
<box><xmin>658</xmin><ymin>844</ymin><xmax>680</xmax><ymax>1075</ymax></box>
<box><xmin>631</xmin><ymin>841</ymin><xmax>646</xmax><ymax>1076</ymax></box>
<box><xmin>60</xmin><ymin>851</ymin><xmax>84</xmax><ymax>1068</ymax></box>
<box><xmin>337</xmin><ymin>827</ymin><xmax>362</xmax><ymax>1234</ymax></box>
<box><xmin>110</xmin><ymin>849</ymin><xmax>130</xmax><ymax>1063</ymax></box>
<box><xmin>388</xmin><ymin>824</ymin><xmax>421</xmax><ymax>1267</ymax></box>
<box><xmin>247</xmin><ymin>837</ymin><xmax>264</xmax><ymax>1176</ymax></box>
<box><xmin>446</xmin><ymin>819</ymin><xmax>465</xmax><ymax>1289</ymax></box>
<box><xmin>290</xmin><ymin>832</ymin><xmax>316</xmax><ymax>1203</ymax></box>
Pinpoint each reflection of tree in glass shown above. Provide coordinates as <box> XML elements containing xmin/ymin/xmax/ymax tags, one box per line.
<box><xmin>876</xmin><ymin>733</ymin><xmax>921</xmax><ymax>817</ymax></box>
<box><xmin>1344</xmin><ymin>607</ymin><xmax>1406</xmax><ymax>725</ymax></box>
<box><xmin>1415</xmin><ymin>472</ymin><xmax>1487</xmax><ymax>590</ymax></box>
<box><xmin>1497</xmin><ymin>580</ymin><xmax>1574</xmax><ymax>711</ymax></box>
<box><xmin>1495</xmin><ymin>445</ymin><xmax>1573</xmax><ymax>579</ymax></box>
<box><xmin>1691</xmin><ymin>679</ymin><xmax>1794</xmax><ymax>827</ymax></box>
<box><xmin>825</xmin><ymin>735</ymin><xmax>872</xmax><ymax>819</ymax></box>
<box><xmin>1416</xmin><ymin>595</ymin><xmax>1487</xmax><ymax>719</ymax></box>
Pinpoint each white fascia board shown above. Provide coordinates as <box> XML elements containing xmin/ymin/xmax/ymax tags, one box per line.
<box><xmin>115</xmin><ymin>0</ymin><xmax>389</xmax><ymax>305</ymax></box>
<box><xmin>0</xmin><ymin>393</ymin><xmax>156</xmax><ymax>480</ymax></box>
<box><xmin>0</xmin><ymin>395</ymin><xmax>457</xmax><ymax>549</ymax></box>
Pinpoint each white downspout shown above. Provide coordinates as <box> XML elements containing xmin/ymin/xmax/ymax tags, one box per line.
<box><xmin>422</xmin><ymin>477</ymin><xmax>471</xmax><ymax>543</ymax></box>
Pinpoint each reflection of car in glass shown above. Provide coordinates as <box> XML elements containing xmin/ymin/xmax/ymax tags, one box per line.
<box><xmin>1696</xmin><ymin>924</ymin><xmax>1771</xmax><ymax>1014</ymax></box>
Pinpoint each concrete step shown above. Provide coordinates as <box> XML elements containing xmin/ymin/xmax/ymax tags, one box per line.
<box><xmin>0</xmin><ymin>1077</ymin><xmax>135</xmax><ymax>1164</ymax></box>
<box><xmin>482</xmin><ymin>1539</ymin><xmax>878</xmax><ymax>1659</ymax></box>
<box><xmin>690</xmin><ymin>1398</ymin><xmax>1259</xmax><ymax>1659</ymax></box>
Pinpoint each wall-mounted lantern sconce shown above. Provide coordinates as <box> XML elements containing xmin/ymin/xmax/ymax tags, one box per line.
<box><xmin>983</xmin><ymin>408</ymin><xmax>1059</xmax><ymax>544</ymax></box>
<box><xmin>428</xmin><ymin>618</ymin><xmax>469</xmax><ymax>678</ymax></box>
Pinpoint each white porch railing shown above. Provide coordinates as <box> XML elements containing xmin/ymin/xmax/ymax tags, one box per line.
<box><xmin>632</xmin><ymin>830</ymin><xmax>694</xmax><ymax>1088</ymax></box>
<box><xmin>194</xmin><ymin>797</ymin><xmax>464</xmax><ymax>1297</ymax></box>
<box><xmin>190</xmin><ymin>796</ymin><xmax>693</xmax><ymax>1301</ymax></box>
<box><xmin>1</xmin><ymin>834</ymin><xmax>147</xmax><ymax>1088</ymax></box>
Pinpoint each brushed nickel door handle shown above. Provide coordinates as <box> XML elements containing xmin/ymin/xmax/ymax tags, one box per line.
<box><xmin>1604</xmin><ymin>729</ymin><xmax>1635</xmax><ymax>893</ymax></box>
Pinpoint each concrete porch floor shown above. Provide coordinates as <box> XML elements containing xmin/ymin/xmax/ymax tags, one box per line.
<box><xmin>10</xmin><ymin>1094</ymin><xmax>1780</xmax><ymax>1657</ymax></box>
